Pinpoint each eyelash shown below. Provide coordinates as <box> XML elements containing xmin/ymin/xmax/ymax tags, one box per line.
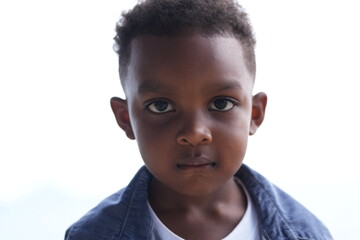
<box><xmin>144</xmin><ymin>97</ymin><xmax>238</xmax><ymax>114</ymax></box>
<box><xmin>145</xmin><ymin>99</ymin><xmax>175</xmax><ymax>114</ymax></box>
<box><xmin>209</xmin><ymin>97</ymin><xmax>238</xmax><ymax>112</ymax></box>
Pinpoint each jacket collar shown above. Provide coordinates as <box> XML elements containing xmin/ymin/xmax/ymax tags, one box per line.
<box><xmin>236</xmin><ymin>165</ymin><xmax>302</xmax><ymax>240</ymax></box>
<box><xmin>118</xmin><ymin>166</ymin><xmax>154</xmax><ymax>239</ymax></box>
<box><xmin>119</xmin><ymin>165</ymin><xmax>331</xmax><ymax>240</ymax></box>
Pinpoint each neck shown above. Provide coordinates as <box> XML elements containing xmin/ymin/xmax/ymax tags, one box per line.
<box><xmin>148</xmin><ymin>176</ymin><xmax>245</xmax><ymax>213</ymax></box>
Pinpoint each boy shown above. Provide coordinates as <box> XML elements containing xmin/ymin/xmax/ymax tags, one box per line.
<box><xmin>65</xmin><ymin>0</ymin><xmax>333</xmax><ymax>239</ymax></box>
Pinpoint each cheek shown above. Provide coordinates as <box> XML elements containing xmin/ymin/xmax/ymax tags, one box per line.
<box><xmin>216</xmin><ymin>127</ymin><xmax>248</xmax><ymax>155</ymax></box>
<box><xmin>215</xmin><ymin>111</ymin><xmax>250</xmax><ymax>140</ymax></box>
<box><xmin>213</xmin><ymin>116</ymin><xmax>250</xmax><ymax>160</ymax></box>
<box><xmin>131</xmin><ymin>116</ymin><xmax>176</xmax><ymax>158</ymax></box>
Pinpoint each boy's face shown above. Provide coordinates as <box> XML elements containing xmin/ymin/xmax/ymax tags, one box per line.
<box><xmin>111</xmin><ymin>35</ymin><xmax>266</xmax><ymax>196</ymax></box>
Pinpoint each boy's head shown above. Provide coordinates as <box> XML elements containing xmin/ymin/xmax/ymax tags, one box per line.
<box><xmin>114</xmin><ymin>0</ymin><xmax>256</xmax><ymax>85</ymax></box>
<box><xmin>111</xmin><ymin>0</ymin><xmax>267</xmax><ymax>197</ymax></box>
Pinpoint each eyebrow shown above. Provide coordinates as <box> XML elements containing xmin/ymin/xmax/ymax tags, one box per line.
<box><xmin>137</xmin><ymin>79</ymin><xmax>243</xmax><ymax>94</ymax></box>
<box><xmin>210</xmin><ymin>80</ymin><xmax>243</xmax><ymax>92</ymax></box>
<box><xmin>137</xmin><ymin>81</ymin><xmax>169</xmax><ymax>94</ymax></box>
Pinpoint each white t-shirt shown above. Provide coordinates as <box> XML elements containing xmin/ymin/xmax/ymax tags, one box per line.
<box><xmin>147</xmin><ymin>179</ymin><xmax>261</xmax><ymax>240</ymax></box>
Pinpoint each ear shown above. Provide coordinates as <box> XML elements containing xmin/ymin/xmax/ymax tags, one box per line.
<box><xmin>249</xmin><ymin>92</ymin><xmax>267</xmax><ymax>135</ymax></box>
<box><xmin>110</xmin><ymin>97</ymin><xmax>135</xmax><ymax>140</ymax></box>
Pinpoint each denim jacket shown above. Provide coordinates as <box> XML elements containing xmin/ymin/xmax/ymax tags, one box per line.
<box><xmin>65</xmin><ymin>165</ymin><xmax>333</xmax><ymax>240</ymax></box>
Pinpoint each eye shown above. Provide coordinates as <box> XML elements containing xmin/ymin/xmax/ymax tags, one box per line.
<box><xmin>146</xmin><ymin>99</ymin><xmax>175</xmax><ymax>113</ymax></box>
<box><xmin>209</xmin><ymin>98</ymin><xmax>237</xmax><ymax>112</ymax></box>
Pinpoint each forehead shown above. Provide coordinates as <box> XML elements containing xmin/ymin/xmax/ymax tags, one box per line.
<box><xmin>124</xmin><ymin>34</ymin><xmax>253</xmax><ymax>95</ymax></box>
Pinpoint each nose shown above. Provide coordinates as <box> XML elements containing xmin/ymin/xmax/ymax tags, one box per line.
<box><xmin>176</xmin><ymin>113</ymin><xmax>213</xmax><ymax>146</ymax></box>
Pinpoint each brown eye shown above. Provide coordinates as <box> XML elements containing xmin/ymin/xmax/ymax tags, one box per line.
<box><xmin>147</xmin><ymin>99</ymin><xmax>174</xmax><ymax>113</ymax></box>
<box><xmin>209</xmin><ymin>98</ymin><xmax>236</xmax><ymax>111</ymax></box>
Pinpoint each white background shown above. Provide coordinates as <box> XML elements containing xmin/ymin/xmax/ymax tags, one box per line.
<box><xmin>1</xmin><ymin>0</ymin><xmax>359</xmax><ymax>239</ymax></box>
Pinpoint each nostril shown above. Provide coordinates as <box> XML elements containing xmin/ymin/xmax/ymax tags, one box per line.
<box><xmin>177</xmin><ymin>128</ymin><xmax>212</xmax><ymax>146</ymax></box>
<box><xmin>178</xmin><ymin>137</ymin><xmax>190</xmax><ymax>145</ymax></box>
<box><xmin>201</xmin><ymin>138</ymin><xmax>209</xmax><ymax>143</ymax></box>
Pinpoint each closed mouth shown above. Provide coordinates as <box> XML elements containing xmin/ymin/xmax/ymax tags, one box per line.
<box><xmin>176</xmin><ymin>162</ymin><xmax>216</xmax><ymax>170</ymax></box>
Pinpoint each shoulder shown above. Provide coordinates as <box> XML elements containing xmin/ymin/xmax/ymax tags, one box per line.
<box><xmin>237</xmin><ymin>164</ymin><xmax>333</xmax><ymax>240</ymax></box>
<box><xmin>65</xmin><ymin>188</ymin><xmax>126</xmax><ymax>240</ymax></box>
<box><xmin>65</xmin><ymin>166</ymin><xmax>154</xmax><ymax>240</ymax></box>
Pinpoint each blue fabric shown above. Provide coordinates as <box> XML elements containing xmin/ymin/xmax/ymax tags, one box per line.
<box><xmin>65</xmin><ymin>165</ymin><xmax>333</xmax><ymax>240</ymax></box>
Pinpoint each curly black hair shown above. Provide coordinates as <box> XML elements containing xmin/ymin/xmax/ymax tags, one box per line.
<box><xmin>114</xmin><ymin>0</ymin><xmax>256</xmax><ymax>82</ymax></box>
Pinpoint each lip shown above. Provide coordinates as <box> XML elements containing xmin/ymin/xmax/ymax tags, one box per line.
<box><xmin>176</xmin><ymin>156</ymin><xmax>216</xmax><ymax>170</ymax></box>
